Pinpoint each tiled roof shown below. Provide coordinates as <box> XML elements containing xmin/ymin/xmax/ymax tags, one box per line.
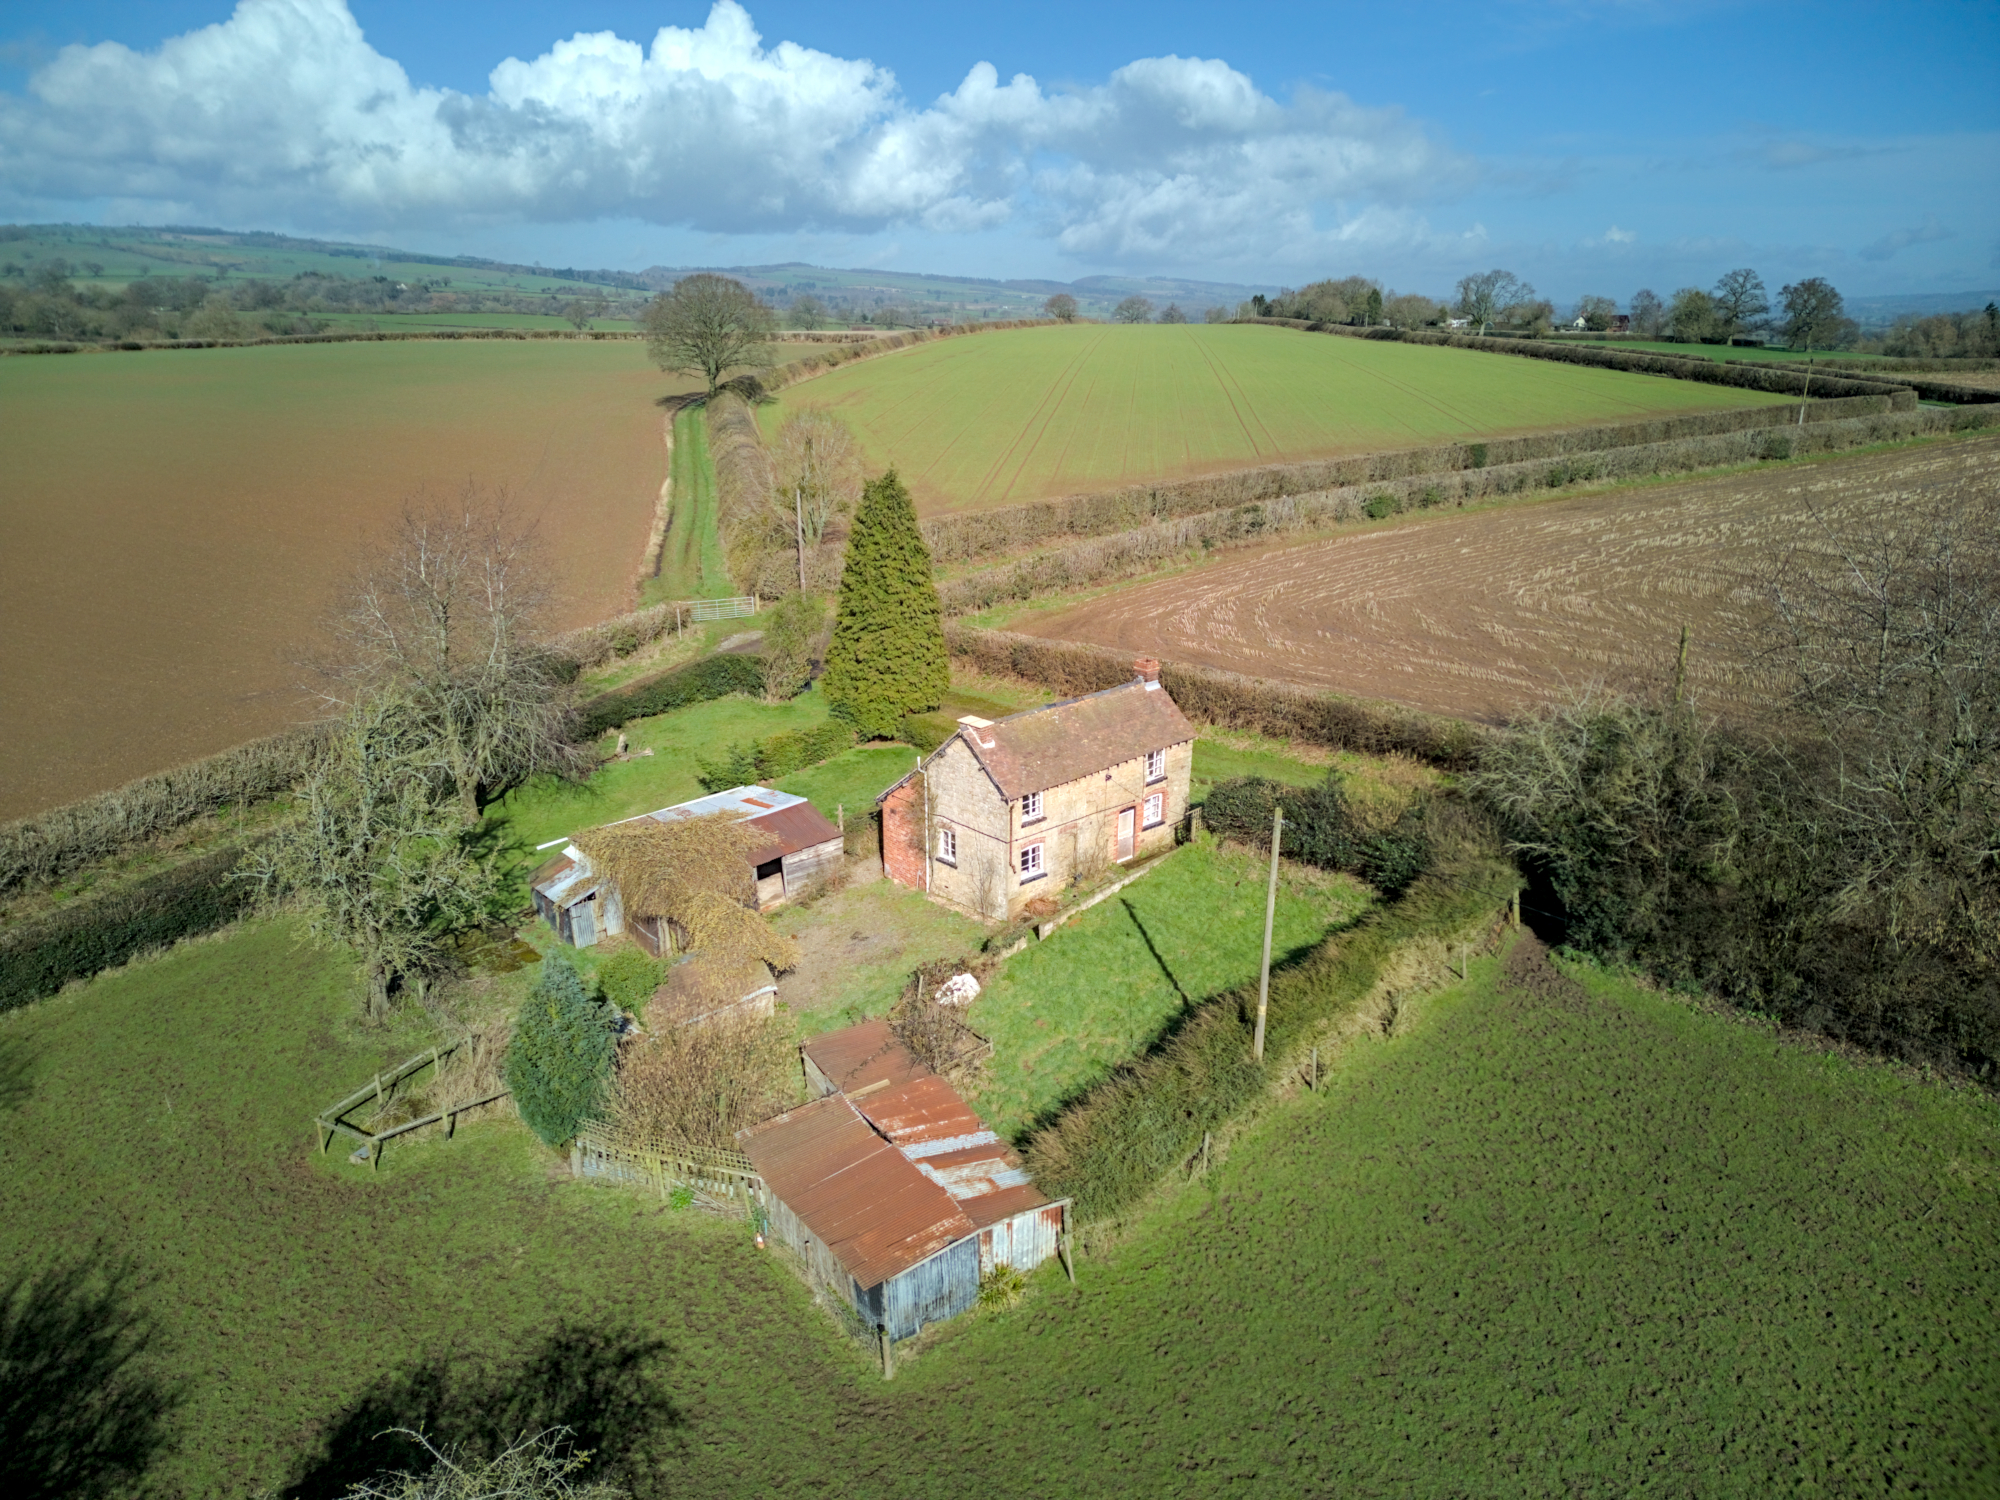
<box><xmin>738</xmin><ymin>1094</ymin><xmax>975</xmax><ymax>1290</ymax></box>
<box><xmin>955</xmin><ymin>678</ymin><xmax>1195</xmax><ymax>799</ymax></box>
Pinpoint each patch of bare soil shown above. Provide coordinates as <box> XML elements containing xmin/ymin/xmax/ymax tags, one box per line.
<box><xmin>1019</xmin><ymin>434</ymin><xmax>2000</xmax><ymax>722</ymax></box>
<box><xmin>1497</xmin><ymin>934</ymin><xmax>1593</xmax><ymax>1012</ymax></box>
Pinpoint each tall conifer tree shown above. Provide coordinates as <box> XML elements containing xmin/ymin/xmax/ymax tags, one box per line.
<box><xmin>823</xmin><ymin>469</ymin><xmax>948</xmax><ymax>736</ymax></box>
<box><xmin>505</xmin><ymin>952</ymin><xmax>614</xmax><ymax>1147</ymax></box>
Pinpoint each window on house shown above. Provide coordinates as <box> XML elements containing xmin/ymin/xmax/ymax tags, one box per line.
<box><xmin>1021</xmin><ymin>790</ymin><xmax>1043</xmax><ymax>823</ymax></box>
<box><xmin>937</xmin><ymin>826</ymin><xmax>957</xmax><ymax>865</ymax></box>
<box><xmin>1146</xmin><ymin>749</ymin><xmax>1166</xmax><ymax>783</ymax></box>
<box><xmin>1144</xmin><ymin>792</ymin><xmax>1165</xmax><ymax>828</ymax></box>
<box><xmin>1019</xmin><ymin>841</ymin><xmax>1045</xmax><ymax>882</ymax></box>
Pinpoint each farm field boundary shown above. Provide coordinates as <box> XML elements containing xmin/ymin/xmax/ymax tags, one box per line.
<box><xmin>1750</xmin><ymin>361</ymin><xmax>2000</xmax><ymax>405</ymax></box>
<box><xmin>945</xmin><ymin>625</ymin><xmax>1485</xmax><ymax>769</ymax></box>
<box><xmin>757</xmin><ymin>317</ymin><xmax>1055</xmax><ymax>395</ymax></box>
<box><xmin>1</xmin><ymin>326</ymin><xmax>646</xmax><ymax>356</ymax></box>
<box><xmin>917</xmin><ymin>392</ymin><xmax>1905</xmax><ymax>565</ymax></box>
<box><xmin>938</xmin><ymin>405</ymin><xmax>2000</xmax><ymax>617</ymax></box>
<box><xmin>1252</xmin><ymin>316</ymin><xmax>1916</xmax><ymax>402</ymax></box>
<box><xmin>1025</xmin><ymin>841</ymin><xmax>1519</xmax><ymax>1223</ymax></box>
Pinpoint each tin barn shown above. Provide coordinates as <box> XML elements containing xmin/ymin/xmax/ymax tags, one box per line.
<box><xmin>529</xmin><ymin>785</ymin><xmax>842</xmax><ymax>952</ymax></box>
<box><xmin>739</xmin><ymin>1019</ymin><xmax>1069</xmax><ymax>1344</ymax></box>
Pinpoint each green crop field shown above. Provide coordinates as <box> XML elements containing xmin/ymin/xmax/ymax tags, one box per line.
<box><xmin>762</xmin><ymin>323</ymin><xmax>1797</xmax><ymax>513</ymax></box>
<box><xmin>0</xmin><ymin>338</ymin><xmax>671</xmax><ymax>823</ymax></box>
<box><xmin>4</xmin><ymin>916</ymin><xmax>1992</xmax><ymax>1496</ymax></box>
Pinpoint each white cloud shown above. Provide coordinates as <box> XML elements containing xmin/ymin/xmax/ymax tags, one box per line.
<box><xmin>1858</xmin><ymin>216</ymin><xmax>1954</xmax><ymax>263</ymax></box>
<box><xmin>1603</xmin><ymin>225</ymin><xmax>1636</xmax><ymax>244</ymax></box>
<box><xmin>0</xmin><ymin>0</ymin><xmax>1470</xmax><ymax>265</ymax></box>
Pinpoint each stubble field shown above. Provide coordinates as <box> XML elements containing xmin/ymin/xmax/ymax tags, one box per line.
<box><xmin>0</xmin><ymin>340</ymin><xmax>673</xmax><ymax>821</ymax></box>
<box><xmin>1020</xmin><ymin>435</ymin><xmax>2000</xmax><ymax>722</ymax></box>
<box><xmin>763</xmin><ymin>323</ymin><xmax>1794</xmax><ymax>514</ymax></box>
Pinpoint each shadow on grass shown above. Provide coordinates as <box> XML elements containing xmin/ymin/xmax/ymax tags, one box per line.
<box><xmin>0</xmin><ymin>1248</ymin><xmax>183</xmax><ymax>1500</ymax></box>
<box><xmin>1011</xmin><ymin>930</ymin><xmax>1332</xmax><ymax>1146</ymax></box>
<box><xmin>285</xmin><ymin>1321</ymin><xmax>683</xmax><ymax>1499</ymax></box>
<box><xmin>0</xmin><ymin>1034</ymin><xmax>35</xmax><ymax>1113</ymax></box>
<box><xmin>1120</xmin><ymin>898</ymin><xmax>1190</xmax><ymax>1006</ymax></box>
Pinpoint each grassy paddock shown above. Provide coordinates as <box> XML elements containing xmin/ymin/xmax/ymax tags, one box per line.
<box><xmin>763</xmin><ymin>322</ymin><xmax>1794</xmax><ymax>514</ymax></box>
<box><xmin>968</xmin><ymin>836</ymin><xmax>1373</xmax><ymax>1142</ymax></box>
<box><xmin>6</xmin><ymin>916</ymin><xmax>1991</xmax><ymax>1495</ymax></box>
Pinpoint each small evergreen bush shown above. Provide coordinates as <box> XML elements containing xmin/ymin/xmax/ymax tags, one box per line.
<box><xmin>1363</xmin><ymin>493</ymin><xmax>1398</xmax><ymax>520</ymax></box>
<box><xmin>595</xmin><ymin>948</ymin><xmax>664</xmax><ymax>1013</ymax></box>
<box><xmin>505</xmin><ymin>953</ymin><xmax>615</xmax><ymax>1148</ymax></box>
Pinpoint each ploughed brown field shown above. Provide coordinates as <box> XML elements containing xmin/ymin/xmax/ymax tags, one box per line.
<box><xmin>1019</xmin><ymin>435</ymin><xmax>2000</xmax><ymax>723</ymax></box>
<box><xmin>0</xmin><ymin>340</ymin><xmax>671</xmax><ymax>822</ymax></box>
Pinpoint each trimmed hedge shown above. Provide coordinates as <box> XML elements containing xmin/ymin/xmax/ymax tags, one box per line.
<box><xmin>0</xmin><ymin>844</ymin><xmax>260</xmax><ymax>1010</ymax></box>
<box><xmin>945</xmin><ymin>625</ymin><xmax>1486</xmax><ymax>769</ymax></box>
<box><xmin>575</xmin><ymin>653</ymin><xmax>766</xmax><ymax>739</ymax></box>
<box><xmin>697</xmin><ymin>718</ymin><xmax>857</xmax><ymax>791</ymax></box>
<box><xmin>1022</xmin><ymin>849</ymin><xmax>1518</xmax><ymax>1220</ymax></box>
<box><xmin>919</xmin><ymin>393</ymin><xmax>1902</xmax><ymax>566</ymax></box>
<box><xmin>935</xmin><ymin>406</ymin><xmax>2000</xmax><ymax>617</ymax></box>
<box><xmin>1</xmin><ymin>328</ymin><xmax>644</xmax><ymax>358</ymax></box>
<box><xmin>1204</xmin><ymin>775</ymin><xmax>1432</xmax><ymax>898</ymax></box>
<box><xmin>0</xmin><ymin>726</ymin><xmax>325</xmax><ymax>895</ymax></box>
<box><xmin>760</xmin><ymin>318</ymin><xmax>1055</xmax><ymax>395</ymax></box>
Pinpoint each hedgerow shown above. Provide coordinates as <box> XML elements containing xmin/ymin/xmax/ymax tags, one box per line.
<box><xmin>0</xmin><ymin>844</ymin><xmax>261</xmax><ymax>1010</ymax></box>
<box><xmin>1023</xmin><ymin>844</ymin><xmax>1518</xmax><ymax>1220</ymax></box>
<box><xmin>574</xmin><ymin>654</ymin><xmax>765</xmax><ymax>739</ymax></box>
<box><xmin>696</xmin><ymin>719</ymin><xmax>856</xmax><ymax>792</ymax></box>
<box><xmin>945</xmin><ymin>626</ymin><xmax>1485</xmax><ymax>769</ymax></box>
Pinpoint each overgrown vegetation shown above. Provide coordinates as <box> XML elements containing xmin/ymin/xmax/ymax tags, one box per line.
<box><xmin>1203</xmin><ymin>774</ymin><xmax>1432</xmax><ymax>898</ymax></box>
<box><xmin>1473</xmin><ymin>487</ymin><xmax>2000</xmax><ymax>1069</ymax></box>
<box><xmin>611</xmin><ymin>1002</ymin><xmax>794</xmax><ymax>1154</ymax></box>
<box><xmin>696</xmin><ymin>718</ymin><xmax>854</xmax><ymax>793</ymax></box>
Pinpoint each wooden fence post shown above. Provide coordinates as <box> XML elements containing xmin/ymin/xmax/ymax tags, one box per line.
<box><xmin>879</xmin><ymin>1325</ymin><xmax>894</xmax><ymax>1380</ymax></box>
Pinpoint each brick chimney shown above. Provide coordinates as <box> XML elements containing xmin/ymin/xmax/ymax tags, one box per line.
<box><xmin>1133</xmin><ymin>656</ymin><xmax>1162</xmax><ymax>690</ymax></box>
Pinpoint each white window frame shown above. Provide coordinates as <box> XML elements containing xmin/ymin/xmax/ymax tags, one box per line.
<box><xmin>1144</xmin><ymin>792</ymin><xmax>1165</xmax><ymax>828</ymax></box>
<box><xmin>1145</xmin><ymin>748</ymin><xmax>1166</xmax><ymax>783</ymax></box>
<box><xmin>937</xmin><ymin>825</ymin><xmax>957</xmax><ymax>866</ymax></box>
<box><xmin>1021</xmin><ymin>790</ymin><xmax>1044</xmax><ymax>824</ymax></box>
<box><xmin>1019</xmin><ymin>841</ymin><xmax>1046</xmax><ymax>882</ymax></box>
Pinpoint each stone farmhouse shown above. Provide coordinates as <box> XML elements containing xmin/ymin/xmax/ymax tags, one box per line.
<box><xmin>877</xmin><ymin>658</ymin><xmax>1195</xmax><ymax>922</ymax></box>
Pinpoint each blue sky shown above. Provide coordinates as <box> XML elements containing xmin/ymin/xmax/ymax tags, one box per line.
<box><xmin>2</xmin><ymin>0</ymin><xmax>1995</xmax><ymax>303</ymax></box>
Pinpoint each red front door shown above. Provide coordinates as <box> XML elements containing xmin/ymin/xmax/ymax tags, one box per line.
<box><xmin>1116</xmin><ymin>806</ymin><xmax>1136</xmax><ymax>861</ymax></box>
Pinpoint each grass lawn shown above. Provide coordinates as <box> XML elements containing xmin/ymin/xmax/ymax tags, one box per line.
<box><xmin>771</xmin><ymin>744</ymin><xmax>920</xmax><ymax>825</ymax></box>
<box><xmin>8</xmin><ymin>920</ymin><xmax>1992</xmax><ymax>1495</ymax></box>
<box><xmin>643</xmin><ymin>407</ymin><xmax>730</xmax><ymax>606</ymax></box>
<box><xmin>967</xmin><ymin>836</ymin><xmax>1373</xmax><ymax>1143</ymax></box>
<box><xmin>763</xmin><ymin>322</ymin><xmax>1796</xmax><ymax>514</ymax></box>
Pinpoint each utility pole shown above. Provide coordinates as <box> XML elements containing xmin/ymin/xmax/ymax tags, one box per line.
<box><xmin>795</xmin><ymin>482</ymin><xmax>807</xmax><ymax>594</ymax></box>
<box><xmin>1254</xmin><ymin>805</ymin><xmax>1283</xmax><ymax>1062</ymax></box>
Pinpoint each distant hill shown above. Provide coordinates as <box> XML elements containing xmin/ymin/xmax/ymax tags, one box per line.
<box><xmin>0</xmin><ymin>223</ymin><xmax>1272</xmax><ymax>323</ymax></box>
<box><xmin>1846</xmin><ymin>290</ymin><xmax>2000</xmax><ymax>328</ymax></box>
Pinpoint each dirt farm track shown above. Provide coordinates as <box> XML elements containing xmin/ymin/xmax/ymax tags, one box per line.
<box><xmin>1021</xmin><ymin>436</ymin><xmax>2000</xmax><ymax>723</ymax></box>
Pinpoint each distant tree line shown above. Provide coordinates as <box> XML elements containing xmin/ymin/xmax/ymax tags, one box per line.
<box><xmin>0</xmin><ymin>259</ymin><xmax>643</xmax><ymax>341</ymax></box>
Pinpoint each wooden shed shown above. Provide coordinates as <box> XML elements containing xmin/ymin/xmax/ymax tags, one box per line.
<box><xmin>530</xmin><ymin>785</ymin><xmax>843</xmax><ymax>954</ymax></box>
<box><xmin>740</xmin><ymin>1021</ymin><xmax>1068</xmax><ymax>1343</ymax></box>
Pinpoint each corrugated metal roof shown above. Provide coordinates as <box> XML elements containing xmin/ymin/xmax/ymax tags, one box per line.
<box><xmin>637</xmin><ymin>785</ymin><xmax>811</xmax><ymax>824</ymax></box>
<box><xmin>962</xmin><ymin>678</ymin><xmax>1195</xmax><ymax>799</ymax></box>
<box><xmin>802</xmin><ymin>1019</ymin><xmax>928</xmax><ymax>1096</ymax></box>
<box><xmin>804</xmin><ymin>1022</ymin><xmax>1051</xmax><ymax>1233</ymax></box>
<box><xmin>740</xmin><ymin>802</ymin><xmax>843</xmax><ymax>864</ymax></box>
<box><xmin>529</xmin><ymin>853</ymin><xmax>597</xmax><ymax>909</ymax></box>
<box><xmin>738</xmin><ymin>1094</ymin><xmax>976</xmax><ymax>1290</ymax></box>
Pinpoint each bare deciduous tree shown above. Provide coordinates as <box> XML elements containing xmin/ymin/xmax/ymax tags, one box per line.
<box><xmin>1113</xmin><ymin>295</ymin><xmax>1153</xmax><ymax>324</ymax></box>
<box><xmin>1629</xmin><ymin>288</ymin><xmax>1664</xmax><ymax>338</ymax></box>
<box><xmin>769</xmin><ymin>408</ymin><xmax>863</xmax><ymax>587</ymax></box>
<box><xmin>248</xmin><ymin>693</ymin><xmax>497</xmax><ymax>1018</ymax></box>
<box><xmin>1454</xmin><ymin>270</ymin><xmax>1530</xmax><ymax>336</ymax></box>
<box><xmin>642</xmin><ymin>274</ymin><xmax>775</xmax><ymax>396</ymax></box>
<box><xmin>323</xmin><ymin>490</ymin><xmax>586</xmax><ymax>825</ymax></box>
<box><xmin>1711</xmin><ymin>268</ymin><xmax>1769</xmax><ymax>341</ymax></box>
<box><xmin>1043</xmin><ymin>293</ymin><xmax>1079</xmax><ymax>322</ymax></box>
<box><xmin>789</xmin><ymin>292</ymin><xmax>827</xmax><ymax>330</ymax></box>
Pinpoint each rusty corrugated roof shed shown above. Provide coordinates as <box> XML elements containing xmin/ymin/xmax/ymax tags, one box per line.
<box><xmin>802</xmin><ymin>1019</ymin><xmax>928</xmax><ymax>1096</ymax></box>
<box><xmin>741</xmin><ymin>802</ymin><xmax>843</xmax><ymax>865</ymax></box>
<box><xmin>739</xmin><ymin>1094</ymin><xmax>975</xmax><ymax>1289</ymax></box>
<box><xmin>803</xmin><ymin>1021</ymin><xmax>1052</xmax><ymax>1233</ymax></box>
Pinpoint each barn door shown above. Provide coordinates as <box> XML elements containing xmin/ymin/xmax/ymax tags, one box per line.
<box><xmin>1116</xmin><ymin>806</ymin><xmax>1136</xmax><ymax>862</ymax></box>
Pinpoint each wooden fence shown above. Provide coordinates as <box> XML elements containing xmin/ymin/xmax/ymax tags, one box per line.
<box><xmin>313</xmin><ymin>1042</ymin><xmax>508</xmax><ymax>1171</ymax></box>
<box><xmin>572</xmin><ymin>1122</ymin><xmax>763</xmax><ymax>1217</ymax></box>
